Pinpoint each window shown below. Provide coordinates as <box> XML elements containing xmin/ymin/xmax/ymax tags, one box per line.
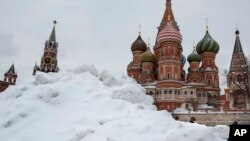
<box><xmin>184</xmin><ymin>91</ymin><xmax>187</xmax><ymax>95</ymax></box>
<box><xmin>191</xmin><ymin>91</ymin><xmax>193</xmax><ymax>95</ymax></box>
<box><xmin>203</xmin><ymin>93</ymin><xmax>206</xmax><ymax>97</ymax></box>
<box><xmin>237</xmin><ymin>74</ymin><xmax>242</xmax><ymax>83</ymax></box>
<box><xmin>169</xmin><ymin>90</ymin><xmax>172</xmax><ymax>94</ymax></box>
<box><xmin>198</xmin><ymin>93</ymin><xmax>201</xmax><ymax>97</ymax></box>
<box><xmin>208</xmin><ymin>80</ymin><xmax>211</xmax><ymax>86</ymax></box>
<box><xmin>149</xmin><ymin>91</ymin><xmax>153</xmax><ymax>95</ymax></box>
<box><xmin>164</xmin><ymin>90</ymin><xmax>168</xmax><ymax>94</ymax></box>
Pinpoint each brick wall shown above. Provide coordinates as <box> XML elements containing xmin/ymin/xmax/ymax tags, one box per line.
<box><xmin>172</xmin><ymin>112</ymin><xmax>250</xmax><ymax>126</ymax></box>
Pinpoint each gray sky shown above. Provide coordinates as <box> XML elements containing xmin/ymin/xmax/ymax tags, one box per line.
<box><xmin>0</xmin><ymin>0</ymin><xmax>250</xmax><ymax>89</ymax></box>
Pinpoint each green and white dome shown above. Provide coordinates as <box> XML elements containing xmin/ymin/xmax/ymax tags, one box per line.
<box><xmin>196</xmin><ymin>30</ymin><xmax>219</xmax><ymax>54</ymax></box>
<box><xmin>187</xmin><ymin>47</ymin><xmax>202</xmax><ymax>62</ymax></box>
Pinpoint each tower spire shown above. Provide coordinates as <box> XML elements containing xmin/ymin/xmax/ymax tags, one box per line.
<box><xmin>49</xmin><ymin>20</ymin><xmax>57</xmax><ymax>42</ymax></box>
<box><xmin>148</xmin><ymin>37</ymin><xmax>150</xmax><ymax>47</ymax></box>
<box><xmin>233</xmin><ymin>28</ymin><xmax>243</xmax><ymax>53</ymax></box>
<box><xmin>162</xmin><ymin>0</ymin><xmax>175</xmax><ymax>23</ymax></box>
<box><xmin>139</xmin><ymin>24</ymin><xmax>141</xmax><ymax>35</ymax></box>
<box><xmin>206</xmin><ymin>18</ymin><xmax>208</xmax><ymax>31</ymax></box>
<box><xmin>7</xmin><ymin>63</ymin><xmax>15</xmax><ymax>74</ymax></box>
<box><xmin>160</xmin><ymin>0</ymin><xmax>179</xmax><ymax>30</ymax></box>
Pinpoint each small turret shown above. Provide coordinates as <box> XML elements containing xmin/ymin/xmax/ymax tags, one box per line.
<box><xmin>4</xmin><ymin>64</ymin><xmax>17</xmax><ymax>85</ymax></box>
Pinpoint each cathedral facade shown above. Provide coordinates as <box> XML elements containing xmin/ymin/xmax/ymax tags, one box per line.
<box><xmin>127</xmin><ymin>0</ymin><xmax>221</xmax><ymax>111</ymax></box>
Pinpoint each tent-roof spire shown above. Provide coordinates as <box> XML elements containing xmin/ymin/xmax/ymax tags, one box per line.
<box><xmin>49</xmin><ymin>20</ymin><xmax>57</xmax><ymax>42</ymax></box>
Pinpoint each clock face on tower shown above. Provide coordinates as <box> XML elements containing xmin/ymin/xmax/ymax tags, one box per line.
<box><xmin>43</xmin><ymin>57</ymin><xmax>52</xmax><ymax>64</ymax></box>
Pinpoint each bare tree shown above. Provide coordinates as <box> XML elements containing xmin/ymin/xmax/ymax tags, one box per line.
<box><xmin>247</xmin><ymin>55</ymin><xmax>250</xmax><ymax>71</ymax></box>
<box><xmin>221</xmin><ymin>69</ymin><xmax>229</xmax><ymax>85</ymax></box>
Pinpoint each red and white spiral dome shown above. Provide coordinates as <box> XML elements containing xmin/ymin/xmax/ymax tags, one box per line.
<box><xmin>156</xmin><ymin>22</ymin><xmax>182</xmax><ymax>45</ymax></box>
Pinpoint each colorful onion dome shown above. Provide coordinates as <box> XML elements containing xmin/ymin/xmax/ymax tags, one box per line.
<box><xmin>156</xmin><ymin>22</ymin><xmax>182</xmax><ymax>45</ymax></box>
<box><xmin>196</xmin><ymin>30</ymin><xmax>219</xmax><ymax>54</ymax></box>
<box><xmin>181</xmin><ymin>54</ymin><xmax>186</xmax><ymax>65</ymax></box>
<box><xmin>131</xmin><ymin>35</ymin><xmax>147</xmax><ymax>52</ymax></box>
<box><xmin>187</xmin><ymin>47</ymin><xmax>202</xmax><ymax>62</ymax></box>
<box><xmin>140</xmin><ymin>47</ymin><xmax>156</xmax><ymax>63</ymax></box>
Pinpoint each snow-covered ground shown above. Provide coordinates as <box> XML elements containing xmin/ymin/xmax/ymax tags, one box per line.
<box><xmin>0</xmin><ymin>65</ymin><xmax>229</xmax><ymax>141</ymax></box>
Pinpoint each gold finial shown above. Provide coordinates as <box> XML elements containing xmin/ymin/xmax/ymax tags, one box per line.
<box><xmin>193</xmin><ymin>41</ymin><xmax>196</xmax><ymax>49</ymax></box>
<box><xmin>148</xmin><ymin>37</ymin><xmax>150</xmax><ymax>47</ymax></box>
<box><xmin>236</xmin><ymin>23</ymin><xmax>239</xmax><ymax>30</ymax></box>
<box><xmin>53</xmin><ymin>20</ymin><xmax>57</xmax><ymax>25</ymax></box>
<box><xmin>206</xmin><ymin>18</ymin><xmax>208</xmax><ymax>31</ymax></box>
<box><xmin>139</xmin><ymin>24</ymin><xmax>141</xmax><ymax>35</ymax></box>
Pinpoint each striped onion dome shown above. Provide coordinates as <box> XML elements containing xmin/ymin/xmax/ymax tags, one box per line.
<box><xmin>196</xmin><ymin>31</ymin><xmax>219</xmax><ymax>54</ymax></box>
<box><xmin>156</xmin><ymin>22</ymin><xmax>182</xmax><ymax>45</ymax></box>
<box><xmin>131</xmin><ymin>35</ymin><xmax>147</xmax><ymax>52</ymax></box>
<box><xmin>181</xmin><ymin>54</ymin><xmax>186</xmax><ymax>65</ymax></box>
<box><xmin>140</xmin><ymin>47</ymin><xmax>156</xmax><ymax>63</ymax></box>
<box><xmin>187</xmin><ymin>47</ymin><xmax>202</xmax><ymax>62</ymax></box>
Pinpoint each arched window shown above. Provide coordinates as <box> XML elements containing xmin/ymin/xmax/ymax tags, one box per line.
<box><xmin>236</xmin><ymin>74</ymin><xmax>242</xmax><ymax>83</ymax></box>
<box><xmin>149</xmin><ymin>91</ymin><xmax>153</xmax><ymax>95</ymax></box>
<box><xmin>208</xmin><ymin>80</ymin><xmax>211</xmax><ymax>86</ymax></box>
<box><xmin>203</xmin><ymin>93</ymin><xmax>206</xmax><ymax>97</ymax></box>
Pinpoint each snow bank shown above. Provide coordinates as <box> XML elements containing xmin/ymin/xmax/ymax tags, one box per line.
<box><xmin>0</xmin><ymin>65</ymin><xmax>228</xmax><ymax>141</ymax></box>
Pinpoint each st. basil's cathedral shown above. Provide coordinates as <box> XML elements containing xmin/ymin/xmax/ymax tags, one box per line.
<box><xmin>1</xmin><ymin>0</ymin><xmax>250</xmax><ymax>113</ymax></box>
<box><xmin>127</xmin><ymin>0</ymin><xmax>250</xmax><ymax>112</ymax></box>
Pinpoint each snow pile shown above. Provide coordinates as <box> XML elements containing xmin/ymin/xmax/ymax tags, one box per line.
<box><xmin>173</xmin><ymin>108</ymin><xmax>189</xmax><ymax>113</ymax></box>
<box><xmin>0</xmin><ymin>65</ymin><xmax>227</xmax><ymax>141</ymax></box>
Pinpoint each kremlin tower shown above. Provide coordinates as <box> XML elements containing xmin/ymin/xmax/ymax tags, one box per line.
<box><xmin>0</xmin><ymin>64</ymin><xmax>17</xmax><ymax>93</ymax></box>
<box><xmin>33</xmin><ymin>21</ymin><xmax>59</xmax><ymax>75</ymax></box>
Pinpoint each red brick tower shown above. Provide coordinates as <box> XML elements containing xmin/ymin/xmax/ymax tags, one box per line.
<box><xmin>0</xmin><ymin>64</ymin><xmax>17</xmax><ymax>93</ymax></box>
<box><xmin>187</xmin><ymin>45</ymin><xmax>203</xmax><ymax>83</ymax></box>
<box><xmin>33</xmin><ymin>21</ymin><xmax>59</xmax><ymax>75</ymax></box>
<box><xmin>4</xmin><ymin>64</ymin><xmax>17</xmax><ymax>85</ymax></box>
<box><xmin>196</xmin><ymin>25</ymin><xmax>220</xmax><ymax>106</ymax></box>
<box><xmin>139</xmin><ymin>46</ymin><xmax>157</xmax><ymax>84</ymax></box>
<box><xmin>154</xmin><ymin>0</ymin><xmax>183</xmax><ymax>84</ymax></box>
<box><xmin>127</xmin><ymin>28</ymin><xmax>147</xmax><ymax>82</ymax></box>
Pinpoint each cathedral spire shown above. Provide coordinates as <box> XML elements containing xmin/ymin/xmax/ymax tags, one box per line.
<box><xmin>49</xmin><ymin>20</ymin><xmax>57</xmax><ymax>42</ymax></box>
<box><xmin>162</xmin><ymin>0</ymin><xmax>175</xmax><ymax>23</ymax></box>
<box><xmin>233</xmin><ymin>28</ymin><xmax>243</xmax><ymax>53</ymax></box>
<box><xmin>160</xmin><ymin>0</ymin><xmax>179</xmax><ymax>30</ymax></box>
<box><xmin>139</xmin><ymin>24</ymin><xmax>141</xmax><ymax>35</ymax></box>
<box><xmin>229</xmin><ymin>28</ymin><xmax>247</xmax><ymax>73</ymax></box>
<box><xmin>206</xmin><ymin>18</ymin><xmax>209</xmax><ymax>31</ymax></box>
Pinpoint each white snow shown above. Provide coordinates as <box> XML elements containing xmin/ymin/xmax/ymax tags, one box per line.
<box><xmin>0</xmin><ymin>65</ymin><xmax>228</xmax><ymax>141</ymax></box>
<box><xmin>173</xmin><ymin>108</ymin><xmax>189</xmax><ymax>113</ymax></box>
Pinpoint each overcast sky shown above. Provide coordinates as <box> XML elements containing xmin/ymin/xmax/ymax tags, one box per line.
<box><xmin>0</xmin><ymin>0</ymin><xmax>250</xmax><ymax>89</ymax></box>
